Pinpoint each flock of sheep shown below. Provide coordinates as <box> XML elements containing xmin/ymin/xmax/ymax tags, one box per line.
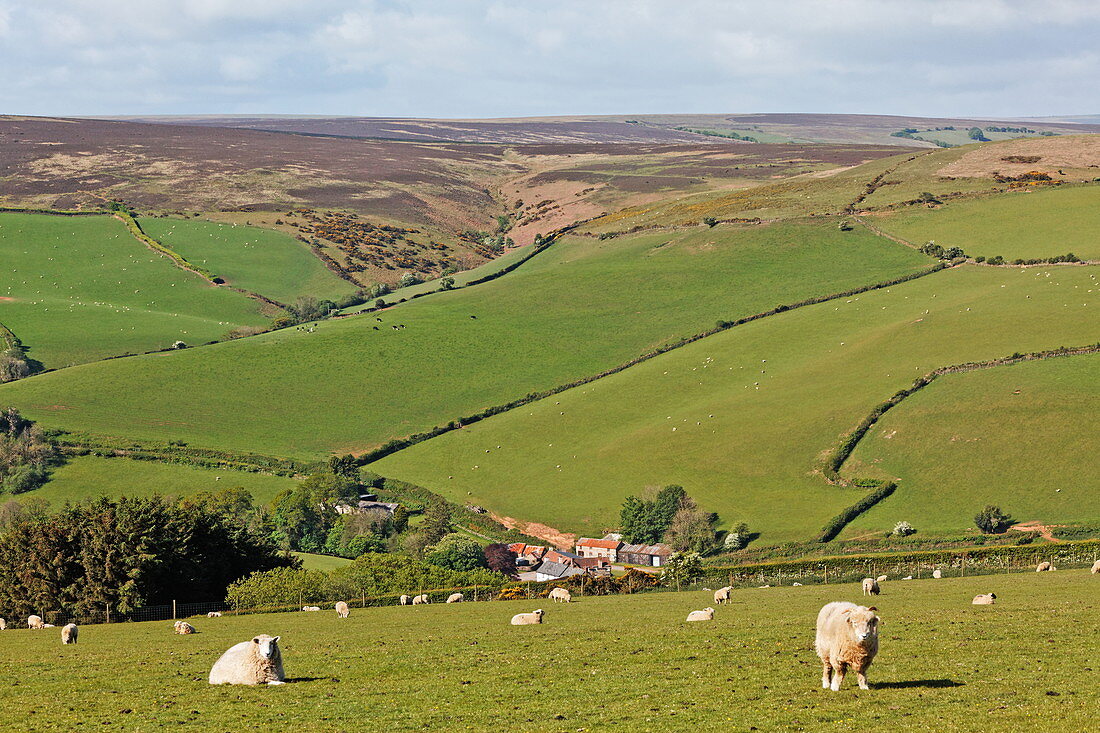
<box><xmin>2</xmin><ymin>559</ymin><xmax>1095</xmax><ymax>688</ymax></box>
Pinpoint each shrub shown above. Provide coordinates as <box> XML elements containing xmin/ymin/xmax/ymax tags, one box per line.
<box><xmin>660</xmin><ymin>552</ymin><xmax>703</xmax><ymax>586</ymax></box>
<box><xmin>398</xmin><ymin>272</ymin><xmax>422</xmax><ymax>288</ymax></box>
<box><xmin>975</xmin><ymin>505</ymin><xmax>1013</xmax><ymax>534</ymax></box>
<box><xmin>892</xmin><ymin>521</ymin><xmax>917</xmax><ymax>537</ymax></box>
<box><xmin>425</xmin><ymin>533</ymin><xmax>487</xmax><ymax>571</ymax></box>
<box><xmin>702</xmin><ymin>217</ymin><xmax>718</xmax><ymax>228</ymax></box>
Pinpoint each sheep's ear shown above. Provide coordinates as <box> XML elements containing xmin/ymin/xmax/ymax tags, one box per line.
<box><xmin>867</xmin><ymin>606</ymin><xmax>877</xmax><ymax>612</ymax></box>
<box><xmin>273</xmin><ymin>636</ymin><xmax>280</xmax><ymax>642</ymax></box>
<box><xmin>252</xmin><ymin>637</ymin><xmax>260</xmax><ymax>643</ymax></box>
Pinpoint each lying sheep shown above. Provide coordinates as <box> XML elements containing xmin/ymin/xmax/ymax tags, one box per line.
<box><xmin>209</xmin><ymin>634</ymin><xmax>285</xmax><ymax>686</ymax></box>
<box><xmin>301</xmin><ymin>606</ymin><xmax>321</xmax><ymax>612</ymax></box>
<box><xmin>815</xmin><ymin>602</ymin><xmax>880</xmax><ymax>691</ymax></box>
<box><xmin>208</xmin><ymin>612</ymin><xmax>222</xmax><ymax>618</ymax></box>
<box><xmin>174</xmin><ymin>621</ymin><xmax>196</xmax><ymax>635</ymax></box>
<box><xmin>972</xmin><ymin>593</ymin><xmax>997</xmax><ymax>605</ymax></box>
<box><xmin>510</xmin><ymin>609</ymin><xmax>543</xmax><ymax>625</ymax></box>
<box><xmin>932</xmin><ymin>569</ymin><xmax>942</xmax><ymax>579</ymax></box>
<box><xmin>27</xmin><ymin>615</ymin><xmax>44</xmax><ymax>630</ymax></box>
<box><xmin>549</xmin><ymin>587</ymin><xmax>572</xmax><ymax>603</ymax></box>
<box><xmin>713</xmin><ymin>586</ymin><xmax>732</xmax><ymax>605</ymax></box>
<box><xmin>792</xmin><ymin>582</ymin><xmax>803</xmax><ymax>587</ymax></box>
<box><xmin>902</xmin><ymin>576</ymin><xmax>913</xmax><ymax>580</ymax></box>
<box><xmin>399</xmin><ymin>595</ymin><xmax>411</xmax><ymax>605</ymax></box>
<box><xmin>335</xmin><ymin>601</ymin><xmax>350</xmax><ymax>618</ymax></box>
<box><xmin>61</xmin><ymin>623</ymin><xmax>78</xmax><ymax>645</ymax></box>
<box><xmin>861</xmin><ymin>578</ymin><xmax>880</xmax><ymax>596</ymax></box>
<box><xmin>412</xmin><ymin>594</ymin><xmax>429</xmax><ymax>605</ymax></box>
<box><xmin>446</xmin><ymin>593</ymin><xmax>464</xmax><ymax>603</ymax></box>
<box><xmin>876</xmin><ymin>575</ymin><xmax>887</xmax><ymax>583</ymax></box>
<box><xmin>686</xmin><ymin>607</ymin><xmax>715</xmax><ymax>622</ymax></box>
<box><xmin>1036</xmin><ymin>562</ymin><xmax>1052</xmax><ymax>572</ymax></box>
<box><xmin>1092</xmin><ymin>560</ymin><xmax>1100</xmax><ymax>574</ymax></box>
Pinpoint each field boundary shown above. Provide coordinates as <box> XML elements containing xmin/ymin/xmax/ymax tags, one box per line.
<box><xmin>356</xmin><ymin>260</ymin><xmax>949</xmax><ymax>466</ymax></box>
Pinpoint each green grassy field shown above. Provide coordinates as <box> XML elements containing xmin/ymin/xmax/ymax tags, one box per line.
<box><xmin>0</xmin><ymin>213</ymin><xmax>268</xmax><ymax>368</ymax></box>
<box><xmin>872</xmin><ymin>185</ymin><xmax>1100</xmax><ymax>261</ymax></box>
<box><xmin>374</xmin><ymin>265</ymin><xmax>1100</xmax><ymax>541</ymax></box>
<box><xmin>28</xmin><ymin>456</ymin><xmax>297</xmax><ymax>505</ymax></box>
<box><xmin>0</xmin><ymin>219</ymin><xmax>930</xmax><ymax>458</ymax></box>
<box><xmin>844</xmin><ymin>353</ymin><xmax>1100</xmax><ymax>536</ymax></box>
<box><xmin>140</xmin><ymin>218</ymin><xmax>358</xmax><ymax>304</ymax></box>
<box><xmin>291</xmin><ymin>552</ymin><xmax>352</xmax><ymax>572</ymax></box>
<box><xmin>0</xmin><ymin>571</ymin><xmax>1096</xmax><ymax>731</ymax></box>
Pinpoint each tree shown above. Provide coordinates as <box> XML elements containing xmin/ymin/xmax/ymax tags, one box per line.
<box><xmin>974</xmin><ymin>505</ymin><xmax>1013</xmax><ymax>534</ymax></box>
<box><xmin>440</xmin><ymin>277</ymin><xmax>455</xmax><ymax>290</ymax></box>
<box><xmin>620</xmin><ymin>485</ymin><xmax>688</xmax><ymax>544</ymax></box>
<box><xmin>484</xmin><ymin>543</ymin><xmax>518</xmax><ymax>578</ymax></box>
<box><xmin>663</xmin><ymin>495</ymin><xmax>719</xmax><ymax>554</ymax></box>
<box><xmin>421</xmin><ymin>499</ymin><xmax>453</xmax><ymax>545</ymax></box>
<box><xmin>425</xmin><ymin>533</ymin><xmax>486</xmax><ymax>571</ymax></box>
<box><xmin>968</xmin><ymin>127</ymin><xmax>989</xmax><ymax>142</ymax></box>
<box><xmin>660</xmin><ymin>552</ymin><xmax>703</xmax><ymax>587</ymax></box>
<box><xmin>723</xmin><ymin>521</ymin><xmax>752</xmax><ymax>550</ymax></box>
<box><xmin>892</xmin><ymin>520</ymin><xmax>917</xmax><ymax>537</ymax></box>
<box><xmin>702</xmin><ymin>217</ymin><xmax>718</xmax><ymax>228</ymax></box>
<box><xmin>328</xmin><ymin>454</ymin><xmax>360</xmax><ymax>480</ymax></box>
<box><xmin>268</xmin><ymin>472</ymin><xmax>358</xmax><ymax>551</ymax></box>
<box><xmin>398</xmin><ymin>272</ymin><xmax>422</xmax><ymax>288</ymax></box>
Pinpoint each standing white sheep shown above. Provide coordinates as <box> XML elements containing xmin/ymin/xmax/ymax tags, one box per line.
<box><xmin>335</xmin><ymin>601</ymin><xmax>350</xmax><ymax>618</ymax></box>
<box><xmin>686</xmin><ymin>607</ymin><xmax>715</xmax><ymax>622</ymax></box>
<box><xmin>713</xmin><ymin>586</ymin><xmax>732</xmax><ymax>605</ymax></box>
<box><xmin>412</xmin><ymin>594</ymin><xmax>430</xmax><ymax>605</ymax></box>
<box><xmin>61</xmin><ymin>623</ymin><xmax>78</xmax><ymax>644</ymax></box>
<box><xmin>446</xmin><ymin>593</ymin><xmax>464</xmax><ymax>603</ymax></box>
<box><xmin>209</xmin><ymin>634</ymin><xmax>285</xmax><ymax>686</ymax></box>
<box><xmin>876</xmin><ymin>575</ymin><xmax>887</xmax><ymax>582</ymax></box>
<box><xmin>861</xmin><ymin>578</ymin><xmax>880</xmax><ymax>596</ymax></box>
<box><xmin>549</xmin><ymin>587</ymin><xmax>572</xmax><ymax>603</ymax></box>
<box><xmin>932</xmin><ymin>569</ymin><xmax>942</xmax><ymax>579</ymax></box>
<box><xmin>399</xmin><ymin>595</ymin><xmax>411</xmax><ymax>605</ymax></box>
<box><xmin>27</xmin><ymin>615</ymin><xmax>44</xmax><ymax>629</ymax></box>
<box><xmin>1092</xmin><ymin>560</ymin><xmax>1100</xmax><ymax>574</ymax></box>
<box><xmin>1036</xmin><ymin>562</ymin><xmax>1052</xmax><ymax>572</ymax></box>
<box><xmin>510</xmin><ymin>609</ymin><xmax>543</xmax><ymax>625</ymax></box>
<box><xmin>815</xmin><ymin>602</ymin><xmax>880</xmax><ymax>691</ymax></box>
<box><xmin>0</xmin><ymin>618</ymin><xmax>6</xmax><ymax>630</ymax></box>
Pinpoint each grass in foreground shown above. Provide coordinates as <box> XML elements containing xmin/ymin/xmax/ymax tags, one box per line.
<box><xmin>0</xmin><ymin>218</ymin><xmax>929</xmax><ymax>458</ymax></box>
<box><xmin>375</xmin><ymin>265</ymin><xmax>1100</xmax><ymax>540</ymax></box>
<box><xmin>872</xmin><ymin>184</ymin><xmax>1100</xmax><ymax>262</ymax></box>
<box><xmin>845</xmin><ymin>353</ymin><xmax>1100</xmax><ymax>535</ymax></box>
<box><xmin>0</xmin><ymin>571</ymin><xmax>1095</xmax><ymax>731</ymax></box>
<box><xmin>0</xmin><ymin>212</ymin><xmax>267</xmax><ymax>368</ymax></box>
<box><xmin>139</xmin><ymin>218</ymin><xmax>358</xmax><ymax>304</ymax></box>
<box><xmin>29</xmin><ymin>455</ymin><xmax>297</xmax><ymax>506</ymax></box>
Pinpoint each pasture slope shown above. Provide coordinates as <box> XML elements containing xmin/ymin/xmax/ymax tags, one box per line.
<box><xmin>0</xmin><ymin>212</ymin><xmax>267</xmax><ymax>368</ymax></box>
<box><xmin>139</xmin><ymin>218</ymin><xmax>358</xmax><ymax>304</ymax></box>
<box><xmin>31</xmin><ymin>456</ymin><xmax>296</xmax><ymax>506</ymax></box>
<box><xmin>844</xmin><ymin>353</ymin><xmax>1100</xmax><ymax>535</ymax></box>
<box><xmin>0</xmin><ymin>218</ymin><xmax>930</xmax><ymax>458</ymax></box>
<box><xmin>374</xmin><ymin>265</ymin><xmax>1100</xmax><ymax>541</ymax></box>
<box><xmin>0</xmin><ymin>572</ymin><xmax>1096</xmax><ymax>730</ymax></box>
<box><xmin>872</xmin><ymin>184</ymin><xmax>1100</xmax><ymax>262</ymax></box>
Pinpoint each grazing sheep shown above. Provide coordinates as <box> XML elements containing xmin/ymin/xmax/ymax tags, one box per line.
<box><xmin>510</xmin><ymin>609</ymin><xmax>544</xmax><ymax>625</ymax></box>
<box><xmin>61</xmin><ymin>623</ymin><xmax>78</xmax><ymax>645</ymax></box>
<box><xmin>549</xmin><ymin>587</ymin><xmax>572</xmax><ymax>603</ymax></box>
<box><xmin>208</xmin><ymin>612</ymin><xmax>222</xmax><ymax>618</ymax></box>
<box><xmin>399</xmin><ymin>595</ymin><xmax>411</xmax><ymax>605</ymax></box>
<box><xmin>174</xmin><ymin>621</ymin><xmax>196</xmax><ymax>635</ymax></box>
<box><xmin>686</xmin><ymin>607</ymin><xmax>715</xmax><ymax>622</ymax></box>
<box><xmin>861</xmin><ymin>578</ymin><xmax>880</xmax><ymax>596</ymax></box>
<box><xmin>412</xmin><ymin>594</ymin><xmax>430</xmax><ymax>605</ymax></box>
<box><xmin>1036</xmin><ymin>562</ymin><xmax>1052</xmax><ymax>572</ymax></box>
<box><xmin>335</xmin><ymin>601</ymin><xmax>350</xmax><ymax>618</ymax></box>
<box><xmin>713</xmin><ymin>586</ymin><xmax>732</xmax><ymax>605</ymax></box>
<box><xmin>27</xmin><ymin>615</ymin><xmax>44</xmax><ymax>630</ymax></box>
<box><xmin>446</xmin><ymin>593</ymin><xmax>464</xmax><ymax>604</ymax></box>
<box><xmin>0</xmin><ymin>618</ymin><xmax>6</xmax><ymax>630</ymax></box>
<box><xmin>815</xmin><ymin>602</ymin><xmax>880</xmax><ymax>691</ymax></box>
<box><xmin>902</xmin><ymin>576</ymin><xmax>913</xmax><ymax>580</ymax></box>
<box><xmin>876</xmin><ymin>575</ymin><xmax>887</xmax><ymax>583</ymax></box>
<box><xmin>932</xmin><ymin>569</ymin><xmax>942</xmax><ymax>579</ymax></box>
<box><xmin>972</xmin><ymin>593</ymin><xmax>997</xmax><ymax>605</ymax></box>
<box><xmin>208</xmin><ymin>634</ymin><xmax>285</xmax><ymax>686</ymax></box>
<box><xmin>1092</xmin><ymin>560</ymin><xmax>1100</xmax><ymax>574</ymax></box>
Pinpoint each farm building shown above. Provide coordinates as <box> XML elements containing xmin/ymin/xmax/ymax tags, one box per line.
<box><xmin>334</xmin><ymin>500</ymin><xmax>401</xmax><ymax>516</ymax></box>
<box><xmin>508</xmin><ymin>542</ymin><xmax>549</xmax><ymax>566</ymax></box>
<box><xmin>618</xmin><ymin>543</ymin><xmax>672</xmax><ymax>567</ymax></box>
<box><xmin>530</xmin><ymin>560</ymin><xmax>585</xmax><ymax>582</ymax></box>
<box><xmin>575</xmin><ymin>537</ymin><xmax>621</xmax><ymax>562</ymax></box>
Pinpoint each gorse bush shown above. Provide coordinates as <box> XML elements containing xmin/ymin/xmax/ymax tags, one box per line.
<box><xmin>975</xmin><ymin>505</ymin><xmax>1013</xmax><ymax>534</ymax></box>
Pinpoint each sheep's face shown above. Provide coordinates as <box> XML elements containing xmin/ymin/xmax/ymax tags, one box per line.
<box><xmin>253</xmin><ymin>635</ymin><xmax>281</xmax><ymax>659</ymax></box>
<box><xmin>843</xmin><ymin>607</ymin><xmax>879</xmax><ymax>642</ymax></box>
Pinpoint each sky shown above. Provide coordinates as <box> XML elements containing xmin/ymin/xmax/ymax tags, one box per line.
<box><xmin>1</xmin><ymin>0</ymin><xmax>1098</xmax><ymax>119</ymax></box>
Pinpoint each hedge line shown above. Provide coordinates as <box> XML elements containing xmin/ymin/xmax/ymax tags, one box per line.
<box><xmin>114</xmin><ymin>212</ymin><xmax>223</xmax><ymax>283</ymax></box>
<box><xmin>358</xmin><ymin>261</ymin><xmax>949</xmax><ymax>466</ymax></box>
<box><xmin>817</xmin><ymin>482</ymin><xmax>896</xmax><ymax>542</ymax></box>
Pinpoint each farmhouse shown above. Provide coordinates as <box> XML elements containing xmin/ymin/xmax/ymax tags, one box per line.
<box><xmin>508</xmin><ymin>542</ymin><xmax>549</xmax><ymax>566</ymax></box>
<box><xmin>618</xmin><ymin>543</ymin><xmax>672</xmax><ymax>567</ymax></box>
<box><xmin>530</xmin><ymin>560</ymin><xmax>586</xmax><ymax>582</ymax></box>
<box><xmin>575</xmin><ymin>537</ymin><xmax>621</xmax><ymax>562</ymax></box>
<box><xmin>334</xmin><ymin>500</ymin><xmax>400</xmax><ymax>516</ymax></box>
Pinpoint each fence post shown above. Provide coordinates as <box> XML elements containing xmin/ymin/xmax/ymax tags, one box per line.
<box><xmin>824</xmin><ymin>566</ymin><xmax>828</xmax><ymax>584</ymax></box>
<box><xmin>172</xmin><ymin>600</ymin><xmax>177</xmax><ymax>620</ymax></box>
<box><xmin>105</xmin><ymin>603</ymin><xmax>110</xmax><ymax>624</ymax></box>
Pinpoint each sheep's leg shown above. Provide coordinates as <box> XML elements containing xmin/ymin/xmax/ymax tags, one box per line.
<box><xmin>856</xmin><ymin>665</ymin><xmax>870</xmax><ymax>690</ymax></box>
<box><xmin>821</xmin><ymin>660</ymin><xmax>832</xmax><ymax>689</ymax></box>
<box><xmin>266</xmin><ymin>680</ymin><xmax>286</xmax><ymax>686</ymax></box>
<box><xmin>830</xmin><ymin>662</ymin><xmax>846</xmax><ymax>691</ymax></box>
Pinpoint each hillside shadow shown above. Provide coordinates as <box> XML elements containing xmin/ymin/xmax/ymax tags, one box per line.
<box><xmin>874</xmin><ymin>679</ymin><xmax>964</xmax><ymax>690</ymax></box>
